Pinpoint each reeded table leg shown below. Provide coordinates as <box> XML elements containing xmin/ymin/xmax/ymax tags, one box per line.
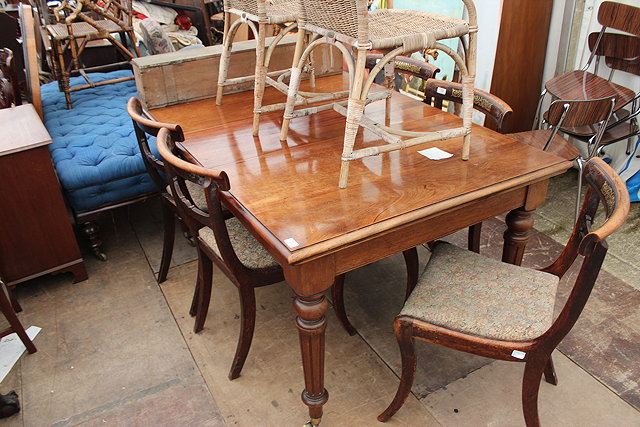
<box><xmin>294</xmin><ymin>293</ymin><xmax>329</xmax><ymax>426</ymax></box>
<box><xmin>502</xmin><ymin>207</ymin><xmax>535</xmax><ymax>266</ymax></box>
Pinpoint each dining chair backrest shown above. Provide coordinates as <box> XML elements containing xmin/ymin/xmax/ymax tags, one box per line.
<box><xmin>155</xmin><ymin>128</ymin><xmax>256</xmax><ymax>275</ymax></box>
<box><xmin>546</xmin><ymin>96</ymin><xmax>617</xmax><ymax>129</ymax></box>
<box><xmin>584</xmin><ymin>1</ymin><xmax>640</xmax><ymax>74</ymax></box>
<box><xmin>127</xmin><ymin>97</ymin><xmax>184</xmax><ymax>191</ymax></box>
<box><xmin>598</xmin><ymin>1</ymin><xmax>640</xmax><ymax>36</ymax></box>
<box><xmin>423</xmin><ymin>79</ymin><xmax>512</xmax><ymax>133</ymax></box>
<box><xmin>540</xmin><ymin>157</ymin><xmax>629</xmax><ymax>347</ymax></box>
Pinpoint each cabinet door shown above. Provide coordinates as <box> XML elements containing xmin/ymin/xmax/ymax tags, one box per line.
<box><xmin>0</xmin><ymin>147</ymin><xmax>82</xmax><ymax>282</ymax></box>
<box><xmin>490</xmin><ymin>0</ymin><xmax>554</xmax><ymax>133</ymax></box>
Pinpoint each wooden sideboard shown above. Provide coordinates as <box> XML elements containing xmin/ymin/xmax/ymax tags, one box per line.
<box><xmin>0</xmin><ymin>104</ymin><xmax>87</xmax><ymax>287</ymax></box>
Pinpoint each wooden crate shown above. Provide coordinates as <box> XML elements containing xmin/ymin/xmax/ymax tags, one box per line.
<box><xmin>132</xmin><ymin>35</ymin><xmax>342</xmax><ymax>109</ymax></box>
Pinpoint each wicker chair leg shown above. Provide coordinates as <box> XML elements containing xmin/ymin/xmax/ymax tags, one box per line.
<box><xmin>280</xmin><ymin>28</ymin><xmax>308</xmax><ymax>141</ymax></box>
<box><xmin>338</xmin><ymin>49</ymin><xmax>368</xmax><ymax>188</ymax></box>
<box><xmin>252</xmin><ymin>21</ymin><xmax>268</xmax><ymax>136</ymax></box>
<box><xmin>305</xmin><ymin>32</ymin><xmax>316</xmax><ymax>89</ymax></box>
<box><xmin>383</xmin><ymin>60</ymin><xmax>395</xmax><ymax>127</ymax></box>
<box><xmin>216</xmin><ymin>12</ymin><xmax>233</xmax><ymax>105</ymax></box>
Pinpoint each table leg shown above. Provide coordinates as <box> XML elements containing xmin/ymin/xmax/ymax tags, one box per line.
<box><xmin>294</xmin><ymin>293</ymin><xmax>329</xmax><ymax>426</ymax></box>
<box><xmin>502</xmin><ymin>207</ymin><xmax>535</xmax><ymax>265</ymax></box>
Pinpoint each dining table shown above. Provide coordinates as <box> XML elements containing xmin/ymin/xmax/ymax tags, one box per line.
<box><xmin>152</xmin><ymin>73</ymin><xmax>572</xmax><ymax>425</ymax></box>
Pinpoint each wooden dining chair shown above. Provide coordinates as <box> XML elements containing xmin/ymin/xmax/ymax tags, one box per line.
<box><xmin>0</xmin><ymin>278</ymin><xmax>37</xmax><ymax>354</ymax></box>
<box><xmin>420</xmin><ymin>79</ymin><xmax>513</xmax><ymax>253</ymax></box>
<box><xmin>512</xmin><ymin>96</ymin><xmax>617</xmax><ymax>221</ymax></box>
<box><xmin>378</xmin><ymin>157</ymin><xmax>630</xmax><ymax>426</ymax></box>
<box><xmin>155</xmin><ymin>127</ymin><xmax>377</xmax><ymax>379</ymax></box>
<box><xmin>127</xmin><ymin>97</ymin><xmax>203</xmax><ymax>282</ymax></box>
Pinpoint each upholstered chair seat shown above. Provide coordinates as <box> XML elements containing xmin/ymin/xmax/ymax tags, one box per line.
<box><xmin>401</xmin><ymin>242</ymin><xmax>559</xmax><ymax>341</ymax></box>
<box><xmin>199</xmin><ymin>218</ymin><xmax>279</xmax><ymax>270</ymax></box>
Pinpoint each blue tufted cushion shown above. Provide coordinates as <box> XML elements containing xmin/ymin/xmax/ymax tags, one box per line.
<box><xmin>41</xmin><ymin>71</ymin><xmax>160</xmax><ymax>212</ymax></box>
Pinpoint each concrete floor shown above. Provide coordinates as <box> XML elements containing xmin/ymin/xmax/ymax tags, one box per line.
<box><xmin>1</xmin><ymin>169</ymin><xmax>639</xmax><ymax>426</ymax></box>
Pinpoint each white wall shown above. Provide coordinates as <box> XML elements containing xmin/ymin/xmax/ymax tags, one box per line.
<box><xmin>472</xmin><ymin>0</ymin><xmax>504</xmax><ymax>92</ymax></box>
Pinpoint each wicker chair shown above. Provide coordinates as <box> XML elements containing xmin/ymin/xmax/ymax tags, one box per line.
<box><xmin>216</xmin><ymin>0</ymin><xmax>334</xmax><ymax>136</ymax></box>
<box><xmin>45</xmin><ymin>0</ymin><xmax>141</xmax><ymax>108</ymax></box>
<box><xmin>280</xmin><ymin>0</ymin><xmax>478</xmax><ymax>187</ymax></box>
<box><xmin>378</xmin><ymin>157</ymin><xmax>630</xmax><ymax>426</ymax></box>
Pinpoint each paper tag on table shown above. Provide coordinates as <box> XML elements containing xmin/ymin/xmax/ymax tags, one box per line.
<box><xmin>284</xmin><ymin>238</ymin><xmax>299</xmax><ymax>248</ymax></box>
<box><xmin>418</xmin><ymin>147</ymin><xmax>453</xmax><ymax>160</ymax></box>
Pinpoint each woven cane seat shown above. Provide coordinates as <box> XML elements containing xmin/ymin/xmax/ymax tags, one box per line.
<box><xmin>367</xmin><ymin>9</ymin><xmax>469</xmax><ymax>51</ymax></box>
<box><xmin>47</xmin><ymin>20</ymin><xmax>123</xmax><ymax>39</ymax></box>
<box><xmin>401</xmin><ymin>242</ymin><xmax>559</xmax><ymax>341</ymax></box>
<box><xmin>227</xmin><ymin>0</ymin><xmax>298</xmax><ymax>24</ymax></box>
<box><xmin>199</xmin><ymin>218</ymin><xmax>279</xmax><ymax>270</ymax></box>
<box><xmin>304</xmin><ymin>8</ymin><xmax>469</xmax><ymax>51</ymax></box>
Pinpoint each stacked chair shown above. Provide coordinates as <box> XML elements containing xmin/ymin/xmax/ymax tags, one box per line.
<box><xmin>45</xmin><ymin>0</ymin><xmax>140</xmax><ymax>108</ymax></box>
<box><xmin>533</xmin><ymin>0</ymin><xmax>639</xmax><ymax>218</ymax></box>
<box><xmin>280</xmin><ymin>0</ymin><xmax>478</xmax><ymax>187</ymax></box>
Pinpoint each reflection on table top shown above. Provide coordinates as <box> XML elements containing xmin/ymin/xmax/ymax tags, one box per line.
<box><xmin>153</xmin><ymin>74</ymin><xmax>570</xmax><ymax>262</ymax></box>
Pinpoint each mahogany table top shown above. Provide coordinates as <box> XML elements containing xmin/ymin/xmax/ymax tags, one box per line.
<box><xmin>153</xmin><ymin>75</ymin><xmax>571</xmax><ymax>266</ymax></box>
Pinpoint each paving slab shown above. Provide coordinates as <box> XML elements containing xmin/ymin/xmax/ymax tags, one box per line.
<box><xmin>422</xmin><ymin>351</ymin><xmax>640</xmax><ymax>426</ymax></box>
<box><xmin>160</xmin><ymin>261</ymin><xmax>441</xmax><ymax>426</ymax></box>
<box><xmin>1</xmin><ymin>209</ymin><xmax>223</xmax><ymax>427</ymax></box>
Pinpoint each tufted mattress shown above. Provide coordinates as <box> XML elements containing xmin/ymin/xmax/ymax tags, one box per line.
<box><xmin>41</xmin><ymin>71</ymin><xmax>158</xmax><ymax>212</ymax></box>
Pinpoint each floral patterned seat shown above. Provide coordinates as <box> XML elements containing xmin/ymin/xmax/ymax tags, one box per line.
<box><xmin>198</xmin><ymin>219</ymin><xmax>278</xmax><ymax>270</ymax></box>
<box><xmin>401</xmin><ymin>242</ymin><xmax>559</xmax><ymax>341</ymax></box>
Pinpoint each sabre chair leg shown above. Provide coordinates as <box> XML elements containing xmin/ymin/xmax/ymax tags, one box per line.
<box><xmin>331</xmin><ymin>274</ymin><xmax>357</xmax><ymax>336</ymax></box>
<box><xmin>252</xmin><ymin>21</ymin><xmax>268</xmax><ymax>136</ymax></box>
<box><xmin>216</xmin><ymin>12</ymin><xmax>233</xmax><ymax>105</ymax></box>
<box><xmin>157</xmin><ymin>202</ymin><xmax>176</xmax><ymax>284</ymax></box>
<box><xmin>193</xmin><ymin>246</ymin><xmax>213</xmax><ymax>333</ymax></box>
<box><xmin>543</xmin><ymin>354</ymin><xmax>558</xmax><ymax>385</ymax></box>
<box><xmin>575</xmin><ymin>158</ymin><xmax>585</xmax><ymax>223</ymax></box>
<box><xmin>280</xmin><ymin>28</ymin><xmax>307</xmax><ymax>141</ymax></box>
<box><xmin>522</xmin><ymin>357</ymin><xmax>546</xmax><ymax>427</ymax></box>
<box><xmin>229</xmin><ymin>285</ymin><xmax>257</xmax><ymax>380</ymax></box>
<box><xmin>378</xmin><ymin>321</ymin><xmax>416</xmax><ymax>422</ymax></box>
<box><xmin>338</xmin><ymin>48</ymin><xmax>367</xmax><ymax>188</ymax></box>
<box><xmin>468</xmin><ymin>222</ymin><xmax>482</xmax><ymax>253</ymax></box>
<box><xmin>402</xmin><ymin>248</ymin><xmax>419</xmax><ymax>301</ymax></box>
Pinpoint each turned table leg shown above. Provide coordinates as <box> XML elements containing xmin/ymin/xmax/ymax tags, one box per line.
<box><xmin>294</xmin><ymin>293</ymin><xmax>329</xmax><ymax>426</ymax></box>
<box><xmin>502</xmin><ymin>207</ymin><xmax>535</xmax><ymax>266</ymax></box>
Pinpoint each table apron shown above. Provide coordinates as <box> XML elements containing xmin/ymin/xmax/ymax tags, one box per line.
<box><xmin>282</xmin><ymin>180</ymin><xmax>548</xmax><ymax>296</ymax></box>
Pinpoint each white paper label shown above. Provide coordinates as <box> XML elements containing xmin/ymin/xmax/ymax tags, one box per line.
<box><xmin>284</xmin><ymin>238</ymin><xmax>299</xmax><ymax>248</ymax></box>
<box><xmin>511</xmin><ymin>350</ymin><xmax>526</xmax><ymax>360</ymax></box>
<box><xmin>436</xmin><ymin>87</ymin><xmax>447</xmax><ymax>95</ymax></box>
<box><xmin>417</xmin><ymin>147</ymin><xmax>453</xmax><ymax>160</ymax></box>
